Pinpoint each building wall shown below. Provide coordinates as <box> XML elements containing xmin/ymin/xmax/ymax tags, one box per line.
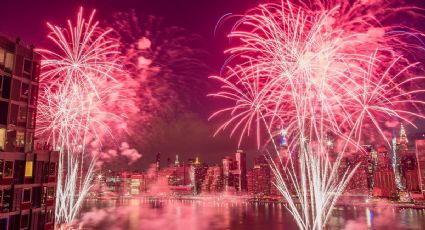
<box><xmin>415</xmin><ymin>139</ymin><xmax>425</xmax><ymax>195</ymax></box>
<box><xmin>0</xmin><ymin>36</ymin><xmax>57</xmax><ymax>230</ymax></box>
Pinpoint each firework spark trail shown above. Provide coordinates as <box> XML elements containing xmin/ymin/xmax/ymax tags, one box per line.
<box><xmin>36</xmin><ymin>8</ymin><xmax>135</xmax><ymax>225</ymax></box>
<box><xmin>211</xmin><ymin>1</ymin><xmax>425</xmax><ymax>229</ymax></box>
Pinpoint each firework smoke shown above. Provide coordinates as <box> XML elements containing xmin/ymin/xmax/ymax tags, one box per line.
<box><xmin>110</xmin><ymin>10</ymin><xmax>208</xmax><ymax>140</ymax></box>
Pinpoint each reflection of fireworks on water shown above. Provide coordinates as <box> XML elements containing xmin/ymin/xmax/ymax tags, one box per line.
<box><xmin>211</xmin><ymin>1</ymin><xmax>425</xmax><ymax>229</ymax></box>
<box><xmin>111</xmin><ymin>10</ymin><xmax>208</xmax><ymax>118</ymax></box>
<box><xmin>36</xmin><ymin>8</ymin><xmax>136</xmax><ymax>225</ymax></box>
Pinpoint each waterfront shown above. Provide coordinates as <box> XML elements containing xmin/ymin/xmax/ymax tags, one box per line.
<box><xmin>78</xmin><ymin>198</ymin><xmax>425</xmax><ymax>230</ymax></box>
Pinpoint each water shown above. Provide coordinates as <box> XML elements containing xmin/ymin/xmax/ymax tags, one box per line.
<box><xmin>79</xmin><ymin>198</ymin><xmax>425</xmax><ymax>230</ymax></box>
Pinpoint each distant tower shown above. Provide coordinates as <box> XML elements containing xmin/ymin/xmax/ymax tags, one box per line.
<box><xmin>155</xmin><ymin>152</ymin><xmax>161</xmax><ymax>179</ymax></box>
<box><xmin>392</xmin><ymin>128</ymin><xmax>404</xmax><ymax>191</ymax></box>
<box><xmin>279</xmin><ymin>126</ymin><xmax>290</xmax><ymax>159</ymax></box>
<box><xmin>400</xmin><ymin>123</ymin><xmax>408</xmax><ymax>144</ymax></box>
<box><xmin>175</xmin><ymin>154</ymin><xmax>180</xmax><ymax>166</ymax></box>
<box><xmin>279</xmin><ymin>126</ymin><xmax>287</xmax><ymax>146</ymax></box>
<box><xmin>222</xmin><ymin>156</ymin><xmax>234</xmax><ymax>191</ymax></box>
<box><xmin>195</xmin><ymin>156</ymin><xmax>200</xmax><ymax>165</ymax></box>
<box><xmin>391</xmin><ymin>128</ymin><xmax>397</xmax><ymax>169</ymax></box>
<box><xmin>236</xmin><ymin>150</ymin><xmax>247</xmax><ymax>192</ymax></box>
<box><xmin>155</xmin><ymin>152</ymin><xmax>161</xmax><ymax>170</ymax></box>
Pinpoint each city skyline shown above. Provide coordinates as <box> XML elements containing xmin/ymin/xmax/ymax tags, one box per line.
<box><xmin>1</xmin><ymin>0</ymin><xmax>425</xmax><ymax>229</ymax></box>
<box><xmin>1</xmin><ymin>0</ymin><xmax>425</xmax><ymax>171</ymax></box>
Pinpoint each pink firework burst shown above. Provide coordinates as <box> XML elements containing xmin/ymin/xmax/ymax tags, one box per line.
<box><xmin>211</xmin><ymin>0</ymin><xmax>425</xmax><ymax>149</ymax></box>
<box><xmin>210</xmin><ymin>1</ymin><xmax>425</xmax><ymax>229</ymax></box>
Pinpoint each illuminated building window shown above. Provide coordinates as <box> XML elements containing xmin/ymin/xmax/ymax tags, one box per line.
<box><xmin>25</xmin><ymin>161</ymin><xmax>33</xmax><ymax>177</ymax></box>
<box><xmin>49</xmin><ymin>163</ymin><xmax>56</xmax><ymax>176</ymax></box>
<box><xmin>25</xmin><ymin>132</ymin><xmax>33</xmax><ymax>153</ymax></box>
<box><xmin>47</xmin><ymin>187</ymin><xmax>55</xmax><ymax>200</ymax></box>
<box><xmin>0</xmin><ymin>160</ymin><xmax>3</xmax><ymax>180</ymax></box>
<box><xmin>22</xmin><ymin>188</ymin><xmax>31</xmax><ymax>203</ymax></box>
<box><xmin>4</xmin><ymin>52</ymin><xmax>14</xmax><ymax>72</ymax></box>
<box><xmin>16</xmin><ymin>131</ymin><xmax>25</xmax><ymax>147</ymax></box>
<box><xmin>0</xmin><ymin>128</ymin><xmax>5</xmax><ymax>151</ymax></box>
<box><xmin>0</xmin><ymin>49</ymin><xmax>4</xmax><ymax>65</ymax></box>
<box><xmin>4</xmin><ymin>161</ymin><xmax>13</xmax><ymax>178</ymax></box>
<box><xmin>46</xmin><ymin>209</ymin><xmax>54</xmax><ymax>223</ymax></box>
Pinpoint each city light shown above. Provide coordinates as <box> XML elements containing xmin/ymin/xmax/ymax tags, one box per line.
<box><xmin>0</xmin><ymin>1</ymin><xmax>424</xmax><ymax>229</ymax></box>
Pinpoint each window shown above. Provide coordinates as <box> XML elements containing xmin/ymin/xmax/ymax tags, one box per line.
<box><xmin>11</xmin><ymin>79</ymin><xmax>20</xmax><ymax>100</ymax></box>
<box><xmin>47</xmin><ymin>187</ymin><xmax>55</xmax><ymax>200</ymax></box>
<box><xmin>4</xmin><ymin>161</ymin><xmax>13</xmax><ymax>178</ymax></box>
<box><xmin>25</xmin><ymin>161</ymin><xmax>33</xmax><ymax>177</ymax></box>
<box><xmin>49</xmin><ymin>163</ymin><xmax>56</xmax><ymax>176</ymax></box>
<box><xmin>0</xmin><ymin>102</ymin><xmax>7</xmax><ymax>125</ymax></box>
<box><xmin>4</xmin><ymin>53</ymin><xmax>13</xmax><ymax>71</ymax></box>
<box><xmin>16</xmin><ymin>131</ymin><xmax>25</xmax><ymax>148</ymax></box>
<box><xmin>23</xmin><ymin>59</ymin><xmax>32</xmax><ymax>74</ymax></box>
<box><xmin>30</xmin><ymin>85</ymin><xmax>37</xmax><ymax>105</ymax></box>
<box><xmin>0</xmin><ymin>49</ymin><xmax>4</xmax><ymax>65</ymax></box>
<box><xmin>22</xmin><ymin>189</ymin><xmax>31</xmax><ymax>203</ymax></box>
<box><xmin>46</xmin><ymin>209</ymin><xmax>54</xmax><ymax>223</ymax></box>
<box><xmin>25</xmin><ymin>132</ymin><xmax>33</xmax><ymax>152</ymax></box>
<box><xmin>9</xmin><ymin>104</ymin><xmax>18</xmax><ymax>125</ymax></box>
<box><xmin>32</xmin><ymin>63</ymin><xmax>40</xmax><ymax>81</ymax></box>
<box><xmin>0</xmin><ymin>128</ymin><xmax>5</xmax><ymax>151</ymax></box>
<box><xmin>0</xmin><ymin>160</ymin><xmax>3</xmax><ymax>180</ymax></box>
<box><xmin>20</xmin><ymin>83</ymin><xmax>29</xmax><ymax>98</ymax></box>
<box><xmin>5</xmin><ymin>130</ymin><xmax>15</xmax><ymax>152</ymax></box>
<box><xmin>28</xmin><ymin>109</ymin><xmax>36</xmax><ymax>129</ymax></box>
<box><xmin>18</xmin><ymin>107</ymin><xmax>27</xmax><ymax>127</ymax></box>
<box><xmin>20</xmin><ymin>214</ymin><xmax>29</xmax><ymax>228</ymax></box>
<box><xmin>1</xmin><ymin>76</ymin><xmax>10</xmax><ymax>99</ymax></box>
<box><xmin>2</xmin><ymin>189</ymin><xmax>11</xmax><ymax>213</ymax></box>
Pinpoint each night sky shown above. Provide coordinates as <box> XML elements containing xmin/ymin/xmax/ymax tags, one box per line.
<box><xmin>2</xmin><ymin>0</ymin><xmax>425</xmax><ymax>170</ymax></box>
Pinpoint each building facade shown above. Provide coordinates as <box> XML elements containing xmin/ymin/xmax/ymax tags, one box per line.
<box><xmin>415</xmin><ymin>139</ymin><xmax>425</xmax><ymax>195</ymax></box>
<box><xmin>0</xmin><ymin>36</ymin><xmax>57</xmax><ymax>230</ymax></box>
<box><xmin>247</xmin><ymin>155</ymin><xmax>271</xmax><ymax>196</ymax></box>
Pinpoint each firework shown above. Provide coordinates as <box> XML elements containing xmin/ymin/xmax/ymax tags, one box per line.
<box><xmin>36</xmin><ymin>8</ymin><xmax>134</xmax><ymax>225</ymax></box>
<box><xmin>211</xmin><ymin>1</ymin><xmax>425</xmax><ymax>229</ymax></box>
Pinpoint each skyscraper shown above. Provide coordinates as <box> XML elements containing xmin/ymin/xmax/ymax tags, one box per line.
<box><xmin>222</xmin><ymin>156</ymin><xmax>234</xmax><ymax>192</ymax></box>
<box><xmin>415</xmin><ymin>139</ymin><xmax>425</xmax><ymax>196</ymax></box>
<box><xmin>235</xmin><ymin>150</ymin><xmax>247</xmax><ymax>192</ymax></box>
<box><xmin>247</xmin><ymin>155</ymin><xmax>271</xmax><ymax>196</ymax></box>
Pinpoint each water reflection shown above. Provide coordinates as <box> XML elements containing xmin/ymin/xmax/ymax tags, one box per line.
<box><xmin>79</xmin><ymin>199</ymin><xmax>425</xmax><ymax>230</ymax></box>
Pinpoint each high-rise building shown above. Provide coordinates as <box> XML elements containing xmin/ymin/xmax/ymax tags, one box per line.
<box><xmin>222</xmin><ymin>156</ymin><xmax>234</xmax><ymax>192</ymax></box>
<box><xmin>221</xmin><ymin>150</ymin><xmax>247</xmax><ymax>193</ymax></box>
<box><xmin>189</xmin><ymin>157</ymin><xmax>207</xmax><ymax>195</ymax></box>
<box><xmin>415</xmin><ymin>139</ymin><xmax>425</xmax><ymax>195</ymax></box>
<box><xmin>247</xmin><ymin>155</ymin><xmax>271</xmax><ymax>196</ymax></box>
<box><xmin>201</xmin><ymin>165</ymin><xmax>223</xmax><ymax>193</ymax></box>
<box><xmin>372</xmin><ymin>146</ymin><xmax>397</xmax><ymax>198</ymax></box>
<box><xmin>234</xmin><ymin>150</ymin><xmax>247</xmax><ymax>192</ymax></box>
<box><xmin>0</xmin><ymin>36</ymin><xmax>57</xmax><ymax>229</ymax></box>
